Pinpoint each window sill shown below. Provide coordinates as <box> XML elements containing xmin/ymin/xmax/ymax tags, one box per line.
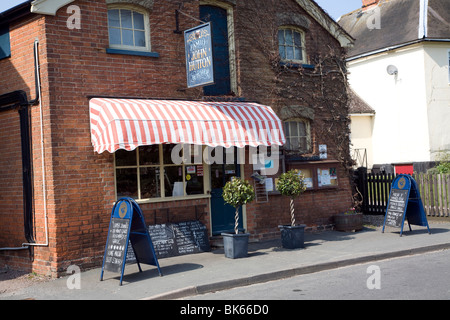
<box><xmin>279</xmin><ymin>61</ymin><xmax>315</xmax><ymax>69</ymax></box>
<box><xmin>106</xmin><ymin>48</ymin><xmax>160</xmax><ymax>58</ymax></box>
<box><xmin>134</xmin><ymin>194</ymin><xmax>211</xmax><ymax>205</ymax></box>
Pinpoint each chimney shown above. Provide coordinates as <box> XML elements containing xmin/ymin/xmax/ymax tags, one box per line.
<box><xmin>362</xmin><ymin>0</ymin><xmax>380</xmax><ymax>10</ymax></box>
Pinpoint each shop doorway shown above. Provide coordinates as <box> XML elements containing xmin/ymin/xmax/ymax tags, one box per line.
<box><xmin>210</xmin><ymin>147</ymin><xmax>243</xmax><ymax>235</ymax></box>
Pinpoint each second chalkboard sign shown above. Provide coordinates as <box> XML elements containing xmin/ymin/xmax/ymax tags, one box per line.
<box><xmin>148</xmin><ymin>221</ymin><xmax>211</xmax><ymax>259</ymax></box>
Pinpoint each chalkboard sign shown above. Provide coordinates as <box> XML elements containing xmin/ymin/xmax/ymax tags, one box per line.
<box><xmin>104</xmin><ymin>218</ymin><xmax>130</xmax><ymax>273</ymax></box>
<box><xmin>384</xmin><ymin>189</ymin><xmax>408</xmax><ymax>228</ymax></box>
<box><xmin>148</xmin><ymin>221</ymin><xmax>210</xmax><ymax>259</ymax></box>
<box><xmin>101</xmin><ymin>198</ymin><xmax>162</xmax><ymax>285</ymax></box>
<box><xmin>383</xmin><ymin>175</ymin><xmax>430</xmax><ymax>236</ymax></box>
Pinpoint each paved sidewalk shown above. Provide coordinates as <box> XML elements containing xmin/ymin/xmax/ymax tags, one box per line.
<box><xmin>1</xmin><ymin>222</ymin><xmax>449</xmax><ymax>300</ymax></box>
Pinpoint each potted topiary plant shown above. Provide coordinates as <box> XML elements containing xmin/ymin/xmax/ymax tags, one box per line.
<box><xmin>221</xmin><ymin>177</ymin><xmax>255</xmax><ymax>259</ymax></box>
<box><xmin>277</xmin><ymin>169</ymin><xmax>307</xmax><ymax>249</ymax></box>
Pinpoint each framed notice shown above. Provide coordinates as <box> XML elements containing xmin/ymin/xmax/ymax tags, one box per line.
<box><xmin>184</xmin><ymin>23</ymin><xmax>214</xmax><ymax>88</ymax></box>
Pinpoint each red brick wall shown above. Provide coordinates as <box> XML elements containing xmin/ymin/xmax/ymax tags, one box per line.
<box><xmin>1</xmin><ymin>0</ymin><xmax>352</xmax><ymax>276</ymax></box>
<box><xmin>0</xmin><ymin>14</ymin><xmax>50</xmax><ymax>273</ymax></box>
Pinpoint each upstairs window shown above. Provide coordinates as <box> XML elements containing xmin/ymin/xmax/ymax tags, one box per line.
<box><xmin>278</xmin><ymin>27</ymin><xmax>306</xmax><ymax>63</ymax></box>
<box><xmin>284</xmin><ymin>119</ymin><xmax>311</xmax><ymax>153</ymax></box>
<box><xmin>107</xmin><ymin>5</ymin><xmax>150</xmax><ymax>51</ymax></box>
<box><xmin>0</xmin><ymin>25</ymin><xmax>11</xmax><ymax>60</ymax></box>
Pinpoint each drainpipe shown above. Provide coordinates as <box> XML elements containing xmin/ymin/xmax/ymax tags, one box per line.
<box><xmin>0</xmin><ymin>39</ymin><xmax>48</xmax><ymax>251</ymax></box>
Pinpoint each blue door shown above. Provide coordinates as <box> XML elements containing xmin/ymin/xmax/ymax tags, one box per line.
<box><xmin>210</xmin><ymin>148</ymin><xmax>243</xmax><ymax>235</ymax></box>
<box><xmin>200</xmin><ymin>5</ymin><xmax>231</xmax><ymax>96</ymax></box>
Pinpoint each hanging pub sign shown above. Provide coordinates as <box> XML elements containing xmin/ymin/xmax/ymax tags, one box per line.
<box><xmin>184</xmin><ymin>22</ymin><xmax>214</xmax><ymax>88</ymax></box>
<box><xmin>100</xmin><ymin>197</ymin><xmax>162</xmax><ymax>286</ymax></box>
<box><xmin>382</xmin><ymin>174</ymin><xmax>431</xmax><ymax>237</ymax></box>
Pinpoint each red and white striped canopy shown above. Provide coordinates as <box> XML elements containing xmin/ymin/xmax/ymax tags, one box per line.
<box><xmin>89</xmin><ymin>98</ymin><xmax>286</xmax><ymax>154</ymax></box>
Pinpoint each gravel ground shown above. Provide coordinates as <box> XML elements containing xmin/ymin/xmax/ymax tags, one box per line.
<box><xmin>0</xmin><ymin>268</ymin><xmax>51</xmax><ymax>297</ymax></box>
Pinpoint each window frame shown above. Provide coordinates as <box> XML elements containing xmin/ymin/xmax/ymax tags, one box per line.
<box><xmin>283</xmin><ymin>118</ymin><xmax>311</xmax><ymax>154</ymax></box>
<box><xmin>278</xmin><ymin>26</ymin><xmax>307</xmax><ymax>64</ymax></box>
<box><xmin>114</xmin><ymin>145</ymin><xmax>209</xmax><ymax>203</ymax></box>
<box><xmin>107</xmin><ymin>4</ymin><xmax>151</xmax><ymax>52</ymax></box>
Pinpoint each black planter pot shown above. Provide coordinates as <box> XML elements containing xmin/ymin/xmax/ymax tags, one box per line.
<box><xmin>279</xmin><ymin>225</ymin><xmax>306</xmax><ymax>249</ymax></box>
<box><xmin>221</xmin><ymin>233</ymin><xmax>250</xmax><ymax>259</ymax></box>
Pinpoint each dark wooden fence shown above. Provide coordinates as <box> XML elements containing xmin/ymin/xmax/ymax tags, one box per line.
<box><xmin>354</xmin><ymin>169</ymin><xmax>450</xmax><ymax>217</ymax></box>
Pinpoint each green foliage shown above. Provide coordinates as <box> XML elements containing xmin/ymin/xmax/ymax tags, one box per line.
<box><xmin>276</xmin><ymin>169</ymin><xmax>307</xmax><ymax>198</ymax></box>
<box><xmin>435</xmin><ymin>151</ymin><xmax>450</xmax><ymax>174</ymax></box>
<box><xmin>223</xmin><ymin>178</ymin><xmax>255</xmax><ymax>208</ymax></box>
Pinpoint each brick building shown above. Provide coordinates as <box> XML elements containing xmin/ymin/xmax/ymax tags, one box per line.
<box><xmin>0</xmin><ymin>0</ymin><xmax>354</xmax><ymax>277</ymax></box>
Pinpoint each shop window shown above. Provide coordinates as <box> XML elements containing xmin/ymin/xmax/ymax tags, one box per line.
<box><xmin>283</xmin><ymin>119</ymin><xmax>311</xmax><ymax>153</ymax></box>
<box><xmin>278</xmin><ymin>27</ymin><xmax>306</xmax><ymax>64</ymax></box>
<box><xmin>115</xmin><ymin>144</ymin><xmax>206</xmax><ymax>201</ymax></box>
<box><xmin>107</xmin><ymin>5</ymin><xmax>150</xmax><ymax>52</ymax></box>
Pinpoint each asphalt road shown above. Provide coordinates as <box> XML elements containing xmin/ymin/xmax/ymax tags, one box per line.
<box><xmin>187</xmin><ymin>249</ymin><xmax>450</xmax><ymax>300</ymax></box>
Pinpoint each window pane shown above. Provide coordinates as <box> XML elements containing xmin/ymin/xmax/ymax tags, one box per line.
<box><xmin>116</xmin><ymin>168</ymin><xmax>138</xmax><ymax>199</ymax></box>
<box><xmin>294</xmin><ymin>47</ymin><xmax>302</xmax><ymax>61</ymax></box>
<box><xmin>186</xmin><ymin>166</ymin><xmax>204</xmax><ymax>195</ymax></box>
<box><xmin>109</xmin><ymin>27</ymin><xmax>121</xmax><ymax>45</ymax></box>
<box><xmin>187</xmin><ymin>145</ymin><xmax>203</xmax><ymax>164</ymax></box>
<box><xmin>108</xmin><ymin>9</ymin><xmax>120</xmax><ymax>27</ymax></box>
<box><xmin>122</xmin><ymin>29</ymin><xmax>134</xmax><ymax>46</ymax></box>
<box><xmin>164</xmin><ymin>166</ymin><xmax>184</xmax><ymax>197</ymax></box>
<box><xmin>289</xmin><ymin>122</ymin><xmax>299</xmax><ymax>137</ymax></box>
<box><xmin>285</xmin><ymin>137</ymin><xmax>291</xmax><ymax>150</ymax></box>
<box><xmin>294</xmin><ymin>32</ymin><xmax>302</xmax><ymax>47</ymax></box>
<box><xmin>283</xmin><ymin>122</ymin><xmax>290</xmax><ymax>136</ymax></box>
<box><xmin>298</xmin><ymin>121</ymin><xmax>306</xmax><ymax>137</ymax></box>
<box><xmin>140</xmin><ymin>167</ymin><xmax>161</xmax><ymax>199</ymax></box>
<box><xmin>115</xmin><ymin>149</ymin><xmax>136</xmax><ymax>166</ymax></box>
<box><xmin>134</xmin><ymin>30</ymin><xmax>146</xmax><ymax>47</ymax></box>
<box><xmin>286</xmin><ymin>46</ymin><xmax>294</xmax><ymax>60</ymax></box>
<box><xmin>299</xmin><ymin>137</ymin><xmax>307</xmax><ymax>151</ymax></box>
<box><xmin>163</xmin><ymin>144</ymin><xmax>178</xmax><ymax>165</ymax></box>
<box><xmin>290</xmin><ymin>137</ymin><xmax>300</xmax><ymax>150</ymax></box>
<box><xmin>279</xmin><ymin>45</ymin><xmax>285</xmax><ymax>59</ymax></box>
<box><xmin>285</xmin><ymin>30</ymin><xmax>293</xmax><ymax>45</ymax></box>
<box><xmin>133</xmin><ymin>11</ymin><xmax>145</xmax><ymax>30</ymax></box>
<box><xmin>139</xmin><ymin>145</ymin><xmax>159</xmax><ymax>165</ymax></box>
<box><xmin>121</xmin><ymin>9</ymin><xmax>133</xmax><ymax>29</ymax></box>
<box><xmin>278</xmin><ymin>30</ymin><xmax>285</xmax><ymax>45</ymax></box>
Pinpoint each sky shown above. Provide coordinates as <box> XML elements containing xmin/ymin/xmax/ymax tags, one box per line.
<box><xmin>314</xmin><ymin>0</ymin><xmax>363</xmax><ymax>20</ymax></box>
<box><xmin>0</xmin><ymin>0</ymin><xmax>28</xmax><ymax>13</ymax></box>
<box><xmin>0</xmin><ymin>0</ymin><xmax>363</xmax><ymax>21</ymax></box>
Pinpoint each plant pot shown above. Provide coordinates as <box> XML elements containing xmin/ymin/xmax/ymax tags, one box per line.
<box><xmin>278</xmin><ymin>225</ymin><xmax>306</xmax><ymax>249</ymax></box>
<box><xmin>333</xmin><ymin>213</ymin><xmax>363</xmax><ymax>232</ymax></box>
<box><xmin>221</xmin><ymin>233</ymin><xmax>250</xmax><ymax>259</ymax></box>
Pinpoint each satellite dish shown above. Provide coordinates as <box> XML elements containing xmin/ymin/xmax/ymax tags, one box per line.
<box><xmin>387</xmin><ymin>65</ymin><xmax>398</xmax><ymax>75</ymax></box>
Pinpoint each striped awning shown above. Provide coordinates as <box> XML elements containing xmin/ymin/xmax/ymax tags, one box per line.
<box><xmin>89</xmin><ymin>98</ymin><xmax>286</xmax><ymax>154</ymax></box>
